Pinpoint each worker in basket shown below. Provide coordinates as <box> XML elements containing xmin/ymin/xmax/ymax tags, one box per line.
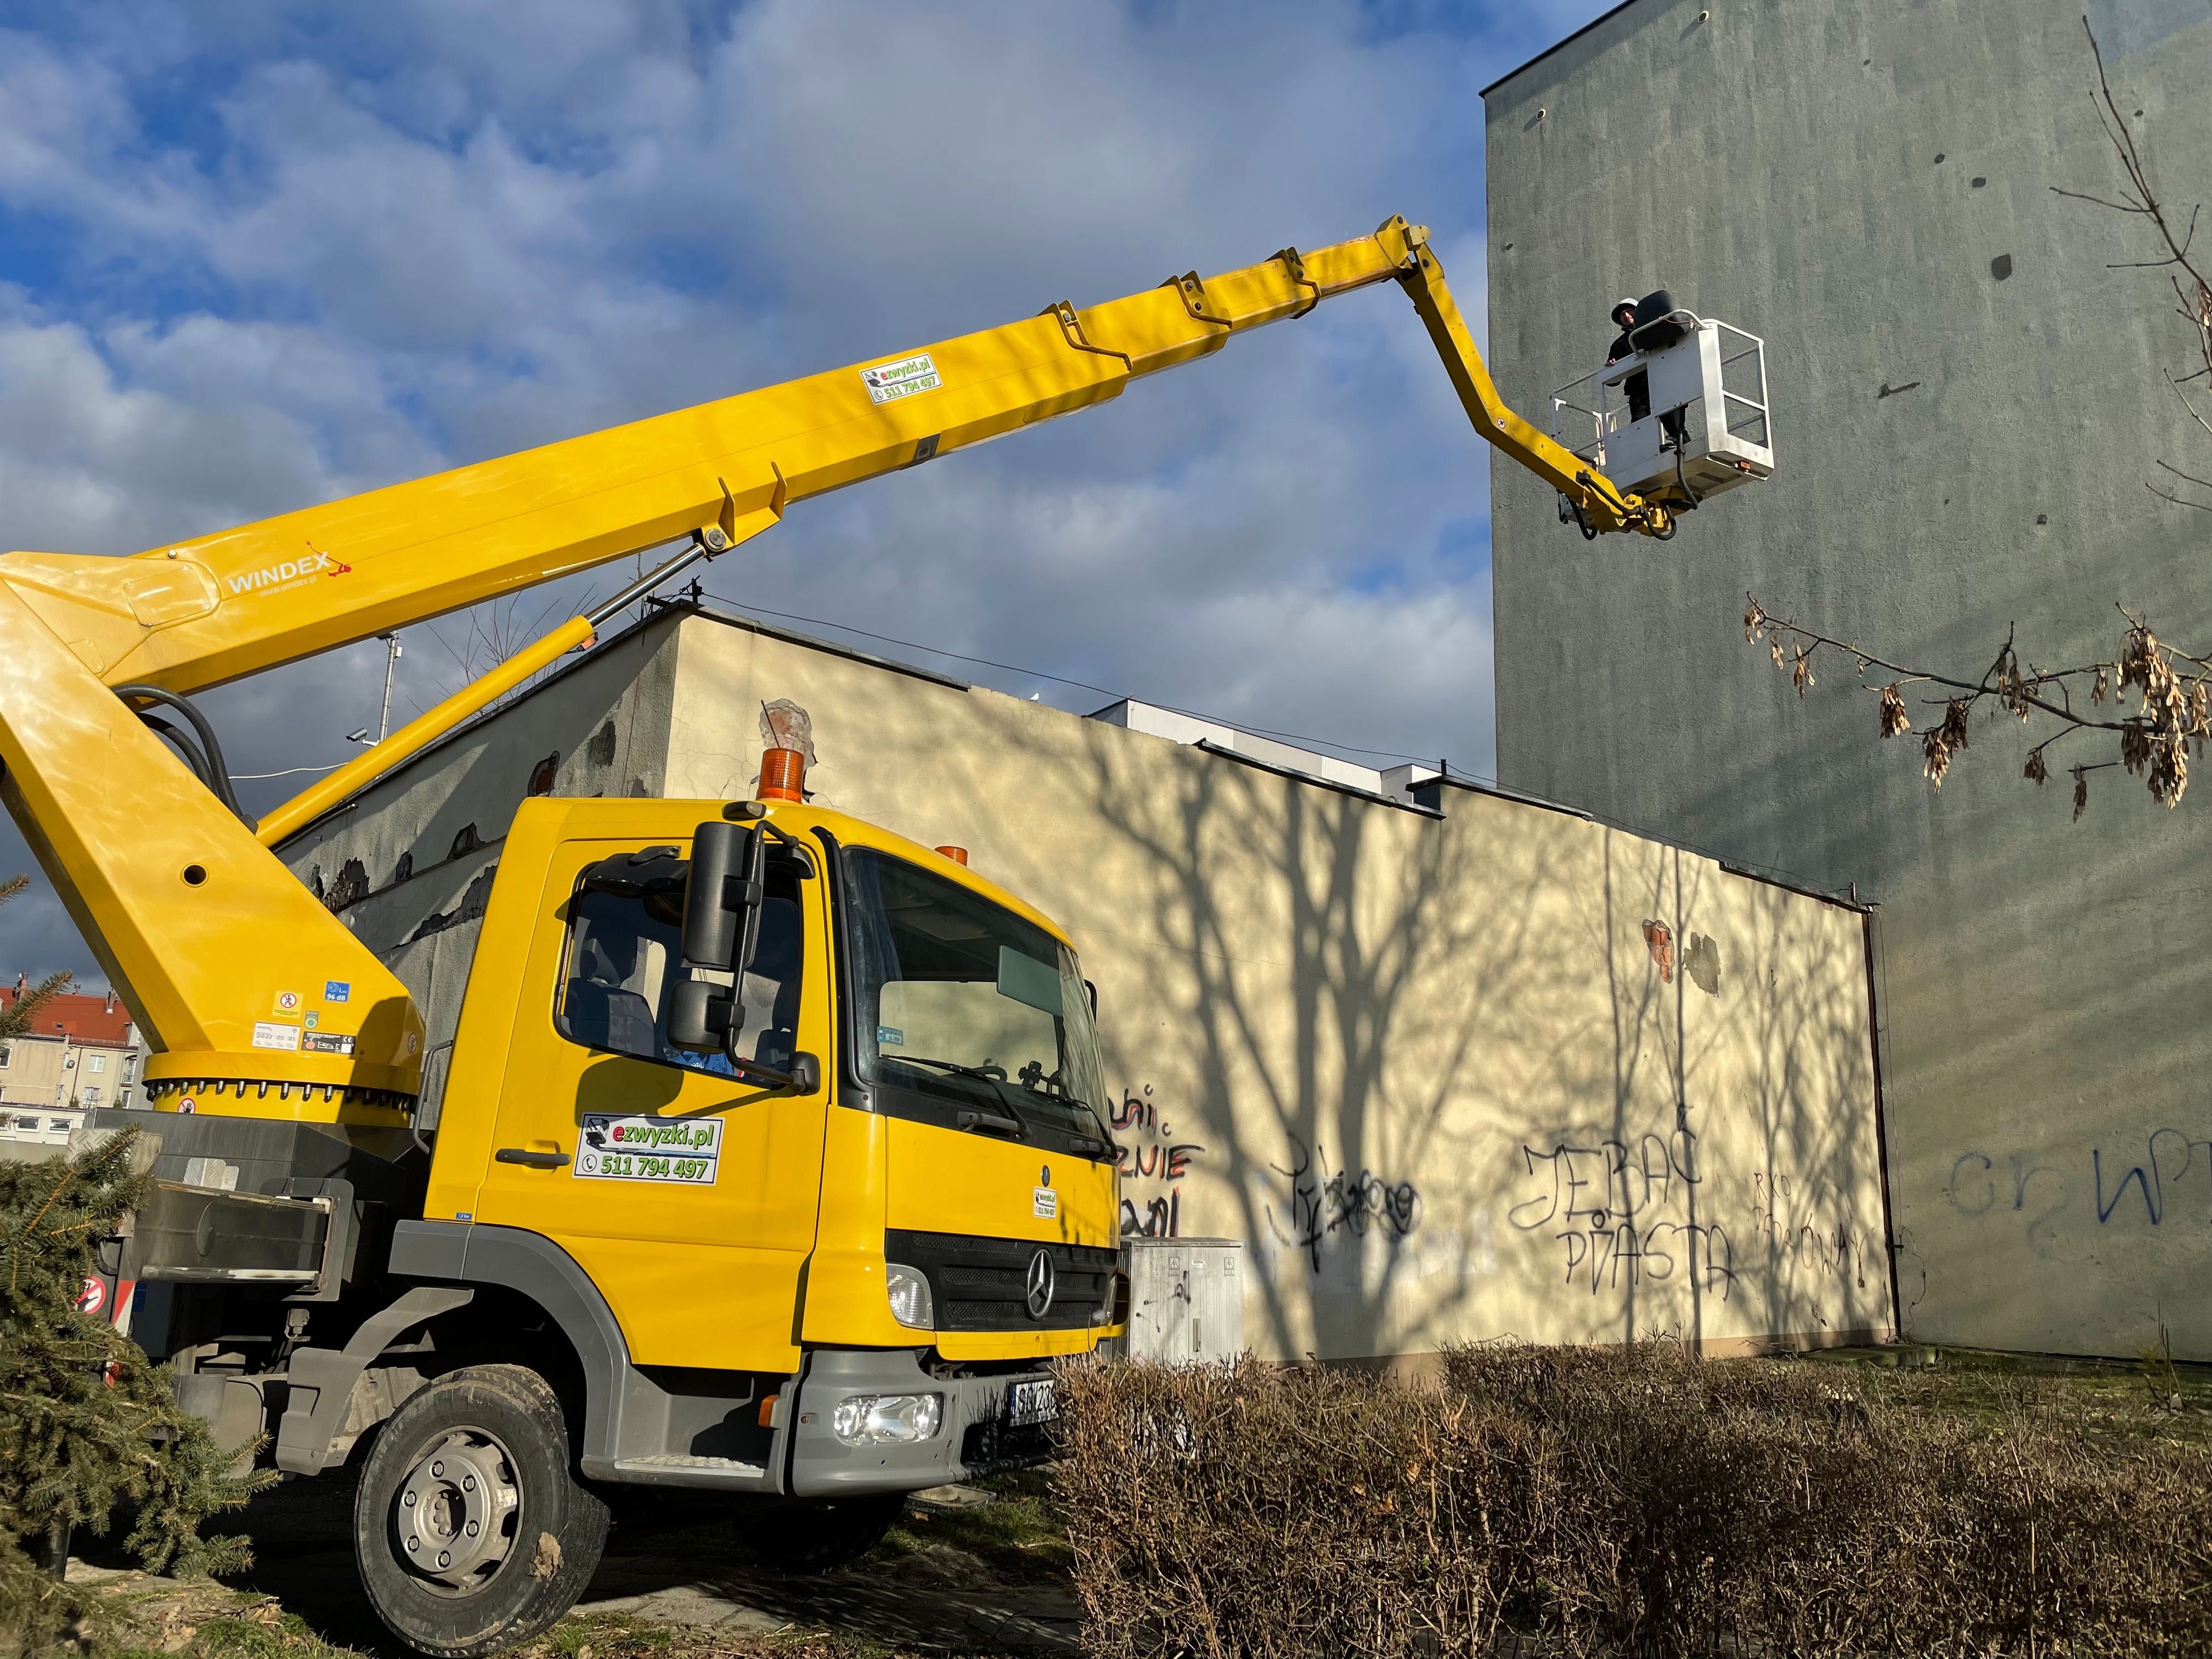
<box><xmin>1606</xmin><ymin>295</ymin><xmax>1652</xmax><ymax>425</ymax></box>
<box><xmin>1607</xmin><ymin>291</ymin><xmax>1689</xmax><ymax>453</ymax></box>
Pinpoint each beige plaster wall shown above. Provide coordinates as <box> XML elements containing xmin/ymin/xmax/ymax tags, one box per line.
<box><xmin>0</xmin><ymin>1035</ymin><xmax>67</xmax><ymax>1107</ymax></box>
<box><xmin>665</xmin><ymin>617</ymin><xmax>1891</xmax><ymax>1362</ymax></box>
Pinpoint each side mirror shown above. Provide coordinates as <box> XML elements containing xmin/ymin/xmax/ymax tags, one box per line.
<box><xmin>667</xmin><ymin>822</ymin><xmax>764</xmax><ymax>1056</ymax></box>
<box><xmin>1085</xmin><ymin>979</ymin><xmax>1099</xmax><ymax>1019</ymax></box>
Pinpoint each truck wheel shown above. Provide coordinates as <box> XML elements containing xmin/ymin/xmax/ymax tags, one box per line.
<box><xmin>735</xmin><ymin>1493</ymin><xmax>902</xmax><ymax>1573</ymax></box>
<box><xmin>354</xmin><ymin>1365</ymin><xmax>608</xmax><ymax>1658</ymax></box>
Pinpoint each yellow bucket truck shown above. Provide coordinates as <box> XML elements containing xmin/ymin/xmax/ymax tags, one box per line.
<box><xmin>0</xmin><ymin>218</ymin><xmax>1711</xmax><ymax>1654</ymax></box>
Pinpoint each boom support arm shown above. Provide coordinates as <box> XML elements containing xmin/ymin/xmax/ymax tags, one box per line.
<box><xmin>0</xmin><ymin>215</ymin><xmax>1659</xmax><ymax>1121</ymax></box>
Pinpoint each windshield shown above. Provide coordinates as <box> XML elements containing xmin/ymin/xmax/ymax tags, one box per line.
<box><xmin>842</xmin><ymin>849</ymin><xmax>1110</xmax><ymax>1152</ymax></box>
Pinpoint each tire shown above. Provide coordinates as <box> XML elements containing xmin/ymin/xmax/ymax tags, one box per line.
<box><xmin>734</xmin><ymin>1492</ymin><xmax>903</xmax><ymax>1573</ymax></box>
<box><xmin>353</xmin><ymin>1364</ymin><xmax>609</xmax><ymax>1658</ymax></box>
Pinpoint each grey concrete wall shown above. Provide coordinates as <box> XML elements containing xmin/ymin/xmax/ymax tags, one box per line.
<box><xmin>383</xmin><ymin>919</ymin><xmax>484</xmax><ymax>1130</ymax></box>
<box><xmin>1483</xmin><ymin>0</ymin><xmax>2212</xmax><ymax>1357</ymax></box>
<box><xmin>280</xmin><ymin>612</ymin><xmax>682</xmax><ymax>958</ymax></box>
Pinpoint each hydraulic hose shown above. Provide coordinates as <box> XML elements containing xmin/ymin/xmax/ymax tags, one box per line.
<box><xmin>113</xmin><ymin>683</ymin><xmax>251</xmax><ymax>825</ymax></box>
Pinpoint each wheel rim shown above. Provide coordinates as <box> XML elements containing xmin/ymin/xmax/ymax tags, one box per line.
<box><xmin>390</xmin><ymin>1426</ymin><xmax>523</xmax><ymax>1597</ymax></box>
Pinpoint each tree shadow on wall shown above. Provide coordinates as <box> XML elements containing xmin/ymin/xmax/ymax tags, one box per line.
<box><xmin>1501</xmin><ymin>839</ymin><xmax>1888</xmax><ymax>1352</ymax></box>
<box><xmin>1000</xmin><ymin>719</ymin><xmax>1584</xmax><ymax>1363</ymax></box>
<box><xmin>997</xmin><ymin>711</ymin><xmax>1887</xmax><ymax>1362</ymax></box>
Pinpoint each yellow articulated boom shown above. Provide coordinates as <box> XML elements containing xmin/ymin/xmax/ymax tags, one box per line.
<box><xmin>0</xmin><ymin>216</ymin><xmax>1662</xmax><ymax>1121</ymax></box>
<box><xmin>0</xmin><ymin>217</ymin><xmax>1676</xmax><ymax>1656</ymax></box>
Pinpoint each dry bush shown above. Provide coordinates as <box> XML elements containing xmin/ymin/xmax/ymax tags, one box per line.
<box><xmin>1055</xmin><ymin>1342</ymin><xmax>2212</xmax><ymax>1658</ymax></box>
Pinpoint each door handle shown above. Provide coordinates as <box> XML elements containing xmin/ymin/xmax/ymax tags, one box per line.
<box><xmin>494</xmin><ymin>1147</ymin><xmax>570</xmax><ymax>1169</ymax></box>
<box><xmin>957</xmin><ymin>1109</ymin><xmax>1024</xmax><ymax>1139</ymax></box>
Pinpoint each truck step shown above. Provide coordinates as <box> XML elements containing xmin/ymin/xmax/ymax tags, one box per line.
<box><xmin>606</xmin><ymin>1454</ymin><xmax>769</xmax><ymax>1488</ymax></box>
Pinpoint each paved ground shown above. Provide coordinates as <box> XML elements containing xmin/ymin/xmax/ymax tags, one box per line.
<box><xmin>204</xmin><ymin>1474</ymin><xmax>1077</xmax><ymax>1656</ymax></box>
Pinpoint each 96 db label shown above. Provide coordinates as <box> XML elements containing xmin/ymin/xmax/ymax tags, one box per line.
<box><xmin>574</xmin><ymin>1114</ymin><xmax>723</xmax><ymax>1184</ymax></box>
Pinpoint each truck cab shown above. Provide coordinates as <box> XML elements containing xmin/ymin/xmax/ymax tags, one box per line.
<box><xmin>103</xmin><ymin>780</ymin><xmax>1122</xmax><ymax>1654</ymax></box>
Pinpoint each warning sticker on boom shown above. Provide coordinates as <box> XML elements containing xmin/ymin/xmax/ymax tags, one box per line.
<box><xmin>574</xmin><ymin>1114</ymin><xmax>723</xmax><ymax>1185</ymax></box>
<box><xmin>859</xmin><ymin>352</ymin><xmax>941</xmax><ymax>405</ymax></box>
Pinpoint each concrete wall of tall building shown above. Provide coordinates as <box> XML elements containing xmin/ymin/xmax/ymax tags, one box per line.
<box><xmin>282</xmin><ymin>603</ymin><xmax>1889</xmax><ymax>1364</ymax></box>
<box><xmin>1482</xmin><ymin>0</ymin><xmax>2212</xmax><ymax>1357</ymax></box>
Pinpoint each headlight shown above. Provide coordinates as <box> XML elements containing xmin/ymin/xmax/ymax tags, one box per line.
<box><xmin>832</xmin><ymin>1392</ymin><xmax>943</xmax><ymax>1445</ymax></box>
<box><xmin>886</xmin><ymin>1262</ymin><xmax>934</xmax><ymax>1329</ymax></box>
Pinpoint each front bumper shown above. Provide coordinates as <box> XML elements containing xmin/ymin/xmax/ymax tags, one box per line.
<box><xmin>788</xmin><ymin>1348</ymin><xmax>1054</xmax><ymax>1496</ymax></box>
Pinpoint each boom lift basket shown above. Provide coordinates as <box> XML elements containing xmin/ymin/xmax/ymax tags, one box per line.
<box><xmin>1551</xmin><ymin>314</ymin><xmax>1773</xmax><ymax>522</ymax></box>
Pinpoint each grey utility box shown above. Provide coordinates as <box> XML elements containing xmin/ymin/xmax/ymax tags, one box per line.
<box><xmin>1125</xmin><ymin>1238</ymin><xmax>1244</xmax><ymax>1364</ymax></box>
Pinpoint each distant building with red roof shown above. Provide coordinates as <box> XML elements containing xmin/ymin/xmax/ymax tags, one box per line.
<box><xmin>0</xmin><ymin>978</ymin><xmax>148</xmax><ymax>1110</ymax></box>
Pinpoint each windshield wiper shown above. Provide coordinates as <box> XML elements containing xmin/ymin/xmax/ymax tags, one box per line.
<box><xmin>890</xmin><ymin>1057</ymin><xmax>1029</xmax><ymax>1139</ymax></box>
<box><xmin>893</xmin><ymin>1056</ymin><xmax>1116</xmax><ymax>1155</ymax></box>
<box><xmin>893</xmin><ymin>1055</ymin><xmax>1008</xmax><ymax>1083</ymax></box>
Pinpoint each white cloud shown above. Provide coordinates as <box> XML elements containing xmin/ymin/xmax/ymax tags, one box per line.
<box><xmin>0</xmin><ymin>0</ymin><xmax>1613</xmax><ymax>981</ymax></box>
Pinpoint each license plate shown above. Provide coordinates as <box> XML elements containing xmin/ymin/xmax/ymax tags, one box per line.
<box><xmin>1006</xmin><ymin>1378</ymin><xmax>1057</xmax><ymax>1427</ymax></box>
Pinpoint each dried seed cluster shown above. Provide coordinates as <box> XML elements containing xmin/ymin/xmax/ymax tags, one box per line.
<box><xmin>1746</xmin><ymin>594</ymin><xmax>2212</xmax><ymax>819</ymax></box>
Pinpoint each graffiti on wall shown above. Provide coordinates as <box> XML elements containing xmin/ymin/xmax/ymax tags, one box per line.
<box><xmin>1260</xmin><ymin>1134</ymin><xmax>1421</xmax><ymax>1272</ymax></box>
<box><xmin>1950</xmin><ymin>1127</ymin><xmax>2212</xmax><ymax>1245</ymax></box>
<box><xmin>2090</xmin><ymin>1127</ymin><xmax>2212</xmax><ymax>1227</ymax></box>
<box><xmin>1110</xmin><ymin>1085</ymin><xmax>1205</xmax><ymax>1238</ymax></box>
<box><xmin>1749</xmin><ymin>1171</ymin><xmax>1870</xmax><ymax>1291</ymax></box>
<box><xmin>1250</xmin><ymin>1133</ymin><xmax>1480</xmax><ymax>1295</ymax></box>
<box><xmin>1944</xmin><ymin>1148</ymin><xmax>2070</xmax><ymax>1256</ymax></box>
<box><xmin>1508</xmin><ymin>1130</ymin><xmax>1736</xmax><ymax>1300</ymax></box>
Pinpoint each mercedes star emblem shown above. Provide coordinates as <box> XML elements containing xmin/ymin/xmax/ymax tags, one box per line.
<box><xmin>1024</xmin><ymin>1248</ymin><xmax>1056</xmax><ymax>1321</ymax></box>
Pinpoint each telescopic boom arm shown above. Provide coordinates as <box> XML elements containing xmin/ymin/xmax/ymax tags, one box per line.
<box><xmin>0</xmin><ymin>215</ymin><xmax>1662</xmax><ymax>1119</ymax></box>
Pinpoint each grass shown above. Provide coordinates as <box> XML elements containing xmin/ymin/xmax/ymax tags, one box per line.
<box><xmin>1803</xmin><ymin>1341</ymin><xmax>2212</xmax><ymax>1449</ymax></box>
<box><xmin>96</xmin><ymin>1595</ymin><xmax>364</xmax><ymax>1659</ymax></box>
<box><xmin>521</xmin><ymin>1611</ymin><xmax>909</xmax><ymax>1659</ymax></box>
<box><xmin>1061</xmin><ymin>1341</ymin><xmax>2212</xmax><ymax>1657</ymax></box>
<box><xmin>879</xmin><ymin>1470</ymin><xmax>1073</xmax><ymax>1587</ymax></box>
<box><xmin>105</xmin><ymin>1603</ymin><xmax>953</xmax><ymax>1659</ymax></box>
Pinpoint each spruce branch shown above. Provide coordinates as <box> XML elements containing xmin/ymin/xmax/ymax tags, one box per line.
<box><xmin>0</xmin><ymin>1130</ymin><xmax>272</xmax><ymax>1637</ymax></box>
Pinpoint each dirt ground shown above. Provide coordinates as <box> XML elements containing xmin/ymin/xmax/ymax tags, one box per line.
<box><xmin>82</xmin><ymin>1469</ymin><xmax>1074</xmax><ymax>1659</ymax></box>
<box><xmin>73</xmin><ymin>1344</ymin><xmax>2212</xmax><ymax>1658</ymax></box>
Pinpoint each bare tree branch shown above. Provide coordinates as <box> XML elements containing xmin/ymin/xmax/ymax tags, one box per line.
<box><xmin>1745</xmin><ymin>596</ymin><xmax>2210</xmax><ymax>815</ymax></box>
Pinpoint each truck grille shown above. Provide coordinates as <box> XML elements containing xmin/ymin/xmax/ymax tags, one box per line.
<box><xmin>885</xmin><ymin>1228</ymin><xmax>1116</xmax><ymax>1333</ymax></box>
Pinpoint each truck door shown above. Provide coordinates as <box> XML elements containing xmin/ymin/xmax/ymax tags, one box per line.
<box><xmin>473</xmin><ymin>833</ymin><xmax>832</xmax><ymax>1374</ymax></box>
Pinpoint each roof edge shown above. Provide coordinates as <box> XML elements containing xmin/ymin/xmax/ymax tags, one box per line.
<box><xmin>1480</xmin><ymin>0</ymin><xmax>1650</xmax><ymax>98</ymax></box>
<box><xmin>681</xmin><ymin>599</ymin><xmax>970</xmax><ymax>692</ymax></box>
<box><xmin>1194</xmin><ymin>740</ymin><xmax>1443</xmax><ymax>820</ymax></box>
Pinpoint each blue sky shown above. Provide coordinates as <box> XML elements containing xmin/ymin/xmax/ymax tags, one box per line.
<box><xmin>0</xmin><ymin>0</ymin><xmax>1612</xmax><ymax>983</ymax></box>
